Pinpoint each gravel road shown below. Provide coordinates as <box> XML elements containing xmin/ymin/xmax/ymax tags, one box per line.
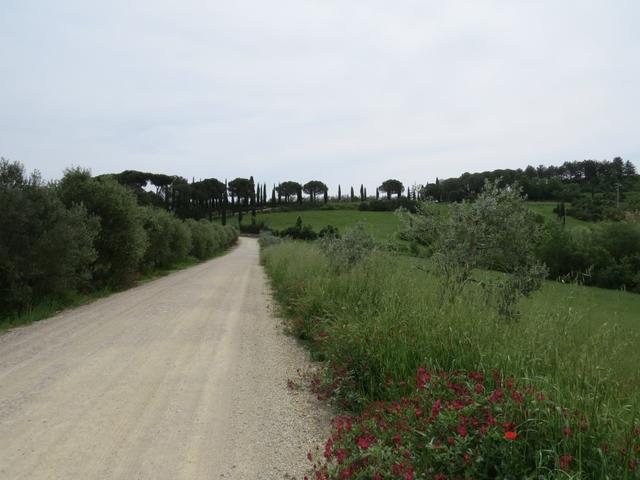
<box><xmin>0</xmin><ymin>237</ymin><xmax>330</xmax><ymax>479</ymax></box>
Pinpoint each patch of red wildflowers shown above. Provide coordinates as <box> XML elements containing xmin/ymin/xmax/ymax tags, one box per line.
<box><xmin>559</xmin><ymin>454</ymin><xmax>573</xmax><ymax>471</ymax></box>
<box><xmin>416</xmin><ymin>366</ymin><xmax>431</xmax><ymax>390</ymax></box>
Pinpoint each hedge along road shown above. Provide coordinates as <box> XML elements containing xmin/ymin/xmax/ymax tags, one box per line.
<box><xmin>0</xmin><ymin>237</ymin><xmax>329</xmax><ymax>480</ymax></box>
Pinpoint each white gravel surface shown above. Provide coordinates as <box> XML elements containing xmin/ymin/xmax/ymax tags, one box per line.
<box><xmin>0</xmin><ymin>237</ymin><xmax>330</xmax><ymax>479</ymax></box>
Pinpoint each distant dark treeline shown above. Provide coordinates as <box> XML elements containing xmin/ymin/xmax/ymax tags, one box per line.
<box><xmin>108</xmin><ymin>172</ymin><xmax>419</xmax><ymax>220</ymax></box>
<box><xmin>109</xmin><ymin>159</ymin><xmax>640</xmax><ymax>223</ymax></box>
<box><xmin>423</xmin><ymin>157</ymin><xmax>638</xmax><ymax>202</ymax></box>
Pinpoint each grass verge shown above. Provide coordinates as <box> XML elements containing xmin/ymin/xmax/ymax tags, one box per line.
<box><xmin>262</xmin><ymin>241</ymin><xmax>640</xmax><ymax>478</ymax></box>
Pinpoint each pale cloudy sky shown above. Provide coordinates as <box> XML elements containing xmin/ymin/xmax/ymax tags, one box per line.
<box><xmin>1</xmin><ymin>1</ymin><xmax>638</xmax><ymax>191</ymax></box>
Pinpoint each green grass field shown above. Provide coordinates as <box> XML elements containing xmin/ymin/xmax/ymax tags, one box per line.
<box><xmin>248</xmin><ymin>201</ymin><xmax>588</xmax><ymax>241</ymax></box>
<box><xmin>256</xmin><ymin>204</ymin><xmax>639</xmax><ymax>374</ymax></box>
<box><xmin>526</xmin><ymin>201</ymin><xmax>589</xmax><ymax>228</ymax></box>
<box><xmin>256</xmin><ymin>209</ymin><xmax>402</xmax><ymax>242</ymax></box>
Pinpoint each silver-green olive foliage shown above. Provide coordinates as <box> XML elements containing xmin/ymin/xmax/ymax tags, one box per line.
<box><xmin>400</xmin><ymin>180</ymin><xmax>548</xmax><ymax>317</ymax></box>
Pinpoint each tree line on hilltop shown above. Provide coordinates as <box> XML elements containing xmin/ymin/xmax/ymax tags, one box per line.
<box><xmin>109</xmin><ymin>171</ymin><xmax>418</xmax><ymax>220</ymax></box>
<box><xmin>424</xmin><ymin>157</ymin><xmax>637</xmax><ymax>201</ymax></box>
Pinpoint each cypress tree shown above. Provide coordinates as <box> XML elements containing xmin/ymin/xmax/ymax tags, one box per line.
<box><xmin>249</xmin><ymin>176</ymin><xmax>256</xmax><ymax>216</ymax></box>
<box><xmin>376</xmin><ymin>187</ymin><xmax>379</xmax><ymax>200</ymax></box>
<box><xmin>350</xmin><ymin>186</ymin><xmax>355</xmax><ymax>201</ymax></box>
<box><xmin>338</xmin><ymin>185</ymin><xmax>342</xmax><ymax>201</ymax></box>
<box><xmin>222</xmin><ymin>179</ymin><xmax>228</xmax><ymax>225</ymax></box>
<box><xmin>364</xmin><ymin>187</ymin><xmax>367</xmax><ymax>199</ymax></box>
<box><xmin>360</xmin><ymin>184</ymin><xmax>364</xmax><ymax>201</ymax></box>
<box><xmin>271</xmin><ymin>186</ymin><xmax>276</xmax><ymax>205</ymax></box>
<box><xmin>407</xmin><ymin>186</ymin><xmax>410</xmax><ymax>199</ymax></box>
<box><xmin>324</xmin><ymin>189</ymin><xmax>328</xmax><ymax>204</ymax></box>
<box><xmin>297</xmin><ymin>185</ymin><xmax>303</xmax><ymax>204</ymax></box>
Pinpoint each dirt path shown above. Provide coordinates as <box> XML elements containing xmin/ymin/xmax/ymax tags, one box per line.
<box><xmin>0</xmin><ymin>238</ymin><xmax>330</xmax><ymax>480</ymax></box>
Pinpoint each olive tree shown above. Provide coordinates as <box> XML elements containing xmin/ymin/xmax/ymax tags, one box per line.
<box><xmin>58</xmin><ymin>168</ymin><xmax>148</xmax><ymax>287</ymax></box>
<box><xmin>0</xmin><ymin>160</ymin><xmax>99</xmax><ymax>311</ymax></box>
<box><xmin>319</xmin><ymin>223</ymin><xmax>375</xmax><ymax>273</ymax></box>
<box><xmin>399</xmin><ymin>180</ymin><xmax>547</xmax><ymax>318</ymax></box>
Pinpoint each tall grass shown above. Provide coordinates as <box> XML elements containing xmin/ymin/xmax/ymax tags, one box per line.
<box><xmin>263</xmin><ymin>241</ymin><xmax>640</xmax><ymax>477</ymax></box>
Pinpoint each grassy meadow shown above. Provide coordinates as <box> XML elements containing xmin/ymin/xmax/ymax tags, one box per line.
<box><xmin>262</xmin><ymin>241</ymin><xmax>640</xmax><ymax>478</ymax></box>
<box><xmin>246</xmin><ymin>201</ymin><xmax>581</xmax><ymax>243</ymax></box>
<box><xmin>258</xmin><ymin>202</ymin><xmax>640</xmax><ymax>477</ymax></box>
<box><xmin>527</xmin><ymin>201</ymin><xmax>590</xmax><ymax>228</ymax></box>
<box><xmin>255</xmin><ymin>209</ymin><xmax>402</xmax><ymax>242</ymax></box>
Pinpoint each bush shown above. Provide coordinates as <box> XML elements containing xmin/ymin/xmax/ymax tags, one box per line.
<box><xmin>567</xmin><ymin>195</ymin><xmax>625</xmax><ymax>222</ymax></box>
<box><xmin>359</xmin><ymin>198</ymin><xmax>418</xmax><ymax>212</ymax></box>
<box><xmin>275</xmin><ymin>216</ymin><xmax>318</xmax><ymax>240</ymax></box>
<box><xmin>318</xmin><ymin>224</ymin><xmax>340</xmax><ymax>239</ymax></box>
<box><xmin>239</xmin><ymin>220</ymin><xmax>265</xmax><ymax>234</ymax></box>
<box><xmin>185</xmin><ymin>220</ymin><xmax>213</xmax><ymax>259</ymax></box>
<box><xmin>400</xmin><ymin>181</ymin><xmax>547</xmax><ymax>317</ymax></box>
<box><xmin>0</xmin><ymin>161</ymin><xmax>99</xmax><ymax>311</ymax></box>
<box><xmin>58</xmin><ymin>169</ymin><xmax>148</xmax><ymax>287</ymax></box>
<box><xmin>258</xmin><ymin>231</ymin><xmax>283</xmax><ymax>248</ymax></box>
<box><xmin>538</xmin><ymin>219</ymin><xmax>640</xmax><ymax>292</ymax></box>
<box><xmin>318</xmin><ymin>223</ymin><xmax>375</xmax><ymax>273</ymax></box>
<box><xmin>141</xmin><ymin>207</ymin><xmax>192</xmax><ymax>270</ymax></box>
<box><xmin>186</xmin><ymin>220</ymin><xmax>238</xmax><ymax>260</ymax></box>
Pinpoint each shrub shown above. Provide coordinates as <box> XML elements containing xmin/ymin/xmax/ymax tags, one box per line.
<box><xmin>359</xmin><ymin>198</ymin><xmax>418</xmax><ymax>212</ymax></box>
<box><xmin>239</xmin><ymin>221</ymin><xmax>265</xmax><ymax>234</ymax></box>
<box><xmin>186</xmin><ymin>220</ymin><xmax>238</xmax><ymax>260</ymax></box>
<box><xmin>57</xmin><ymin>168</ymin><xmax>148</xmax><ymax>287</ymax></box>
<box><xmin>0</xmin><ymin>161</ymin><xmax>99</xmax><ymax>311</ymax></box>
<box><xmin>141</xmin><ymin>207</ymin><xmax>192</xmax><ymax>270</ymax></box>
<box><xmin>400</xmin><ymin>181</ymin><xmax>547</xmax><ymax>317</ymax></box>
<box><xmin>276</xmin><ymin>216</ymin><xmax>318</xmax><ymax>240</ymax></box>
<box><xmin>318</xmin><ymin>225</ymin><xmax>340</xmax><ymax>239</ymax></box>
<box><xmin>319</xmin><ymin>223</ymin><xmax>375</xmax><ymax>273</ymax></box>
<box><xmin>567</xmin><ymin>195</ymin><xmax>625</xmax><ymax>221</ymax></box>
<box><xmin>537</xmin><ymin>219</ymin><xmax>640</xmax><ymax>292</ymax></box>
<box><xmin>258</xmin><ymin>231</ymin><xmax>283</xmax><ymax>248</ymax></box>
<box><xmin>187</xmin><ymin>219</ymin><xmax>215</xmax><ymax>259</ymax></box>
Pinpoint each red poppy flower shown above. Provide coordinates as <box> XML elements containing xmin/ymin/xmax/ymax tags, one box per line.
<box><xmin>356</xmin><ymin>436</ymin><xmax>371</xmax><ymax>450</ymax></box>
<box><xmin>505</xmin><ymin>431</ymin><xmax>517</xmax><ymax>440</ymax></box>
<box><xmin>559</xmin><ymin>454</ymin><xmax>573</xmax><ymax>471</ymax></box>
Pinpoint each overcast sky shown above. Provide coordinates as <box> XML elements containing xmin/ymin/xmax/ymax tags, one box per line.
<box><xmin>1</xmin><ymin>1</ymin><xmax>639</xmax><ymax>191</ymax></box>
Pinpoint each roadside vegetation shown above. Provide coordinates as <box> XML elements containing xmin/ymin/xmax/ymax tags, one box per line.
<box><xmin>0</xmin><ymin>160</ymin><xmax>238</xmax><ymax>330</ymax></box>
<box><xmin>2</xmin><ymin>153</ymin><xmax>639</xmax><ymax>474</ymax></box>
<box><xmin>261</xmin><ymin>181</ymin><xmax>640</xmax><ymax>479</ymax></box>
